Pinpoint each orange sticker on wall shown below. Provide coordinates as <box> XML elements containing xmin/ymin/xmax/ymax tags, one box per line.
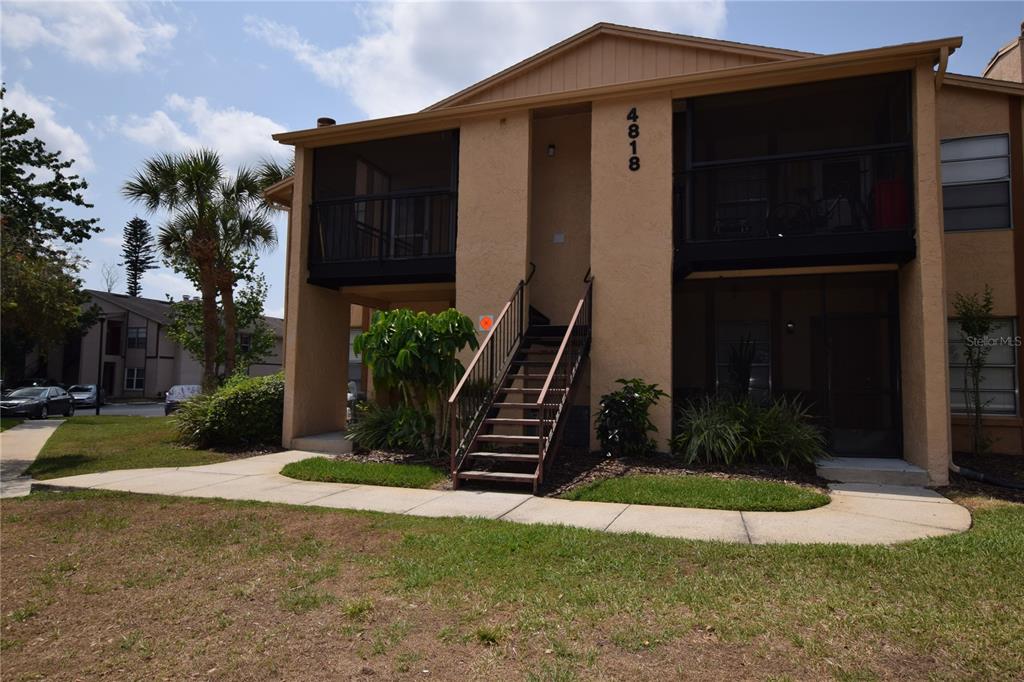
<box><xmin>478</xmin><ymin>314</ymin><xmax>494</xmax><ymax>332</ymax></box>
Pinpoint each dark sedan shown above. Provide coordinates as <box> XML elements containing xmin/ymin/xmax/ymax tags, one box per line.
<box><xmin>0</xmin><ymin>386</ymin><xmax>75</xmax><ymax>419</ymax></box>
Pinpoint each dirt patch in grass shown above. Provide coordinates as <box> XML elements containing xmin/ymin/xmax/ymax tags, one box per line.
<box><xmin>2</xmin><ymin>491</ymin><xmax>1022</xmax><ymax>680</ymax></box>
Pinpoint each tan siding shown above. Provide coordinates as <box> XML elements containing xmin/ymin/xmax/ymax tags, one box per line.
<box><xmin>464</xmin><ymin>34</ymin><xmax>774</xmax><ymax>106</ymax></box>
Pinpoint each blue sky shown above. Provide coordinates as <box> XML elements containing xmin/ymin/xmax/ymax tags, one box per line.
<box><xmin>2</xmin><ymin>1</ymin><xmax>1019</xmax><ymax>317</ymax></box>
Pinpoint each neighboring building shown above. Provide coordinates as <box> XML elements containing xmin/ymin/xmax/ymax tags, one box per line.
<box><xmin>267</xmin><ymin>23</ymin><xmax>1024</xmax><ymax>488</ymax></box>
<box><xmin>30</xmin><ymin>290</ymin><xmax>291</xmax><ymax>400</ymax></box>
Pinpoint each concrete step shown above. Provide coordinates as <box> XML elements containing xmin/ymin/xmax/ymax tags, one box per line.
<box><xmin>291</xmin><ymin>431</ymin><xmax>354</xmax><ymax>455</ymax></box>
<box><xmin>816</xmin><ymin>457</ymin><xmax>928</xmax><ymax>486</ymax></box>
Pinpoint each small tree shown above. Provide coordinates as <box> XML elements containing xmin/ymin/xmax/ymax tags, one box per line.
<box><xmin>353</xmin><ymin>308</ymin><xmax>478</xmax><ymax>452</ymax></box>
<box><xmin>166</xmin><ymin>275</ymin><xmax>276</xmax><ymax>378</ymax></box>
<box><xmin>101</xmin><ymin>262</ymin><xmax>120</xmax><ymax>292</ymax></box>
<box><xmin>953</xmin><ymin>285</ymin><xmax>995</xmax><ymax>457</ymax></box>
<box><xmin>120</xmin><ymin>217</ymin><xmax>157</xmax><ymax>297</ymax></box>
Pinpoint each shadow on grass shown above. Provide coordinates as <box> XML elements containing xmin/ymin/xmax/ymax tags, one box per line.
<box><xmin>26</xmin><ymin>455</ymin><xmax>96</xmax><ymax>478</ymax></box>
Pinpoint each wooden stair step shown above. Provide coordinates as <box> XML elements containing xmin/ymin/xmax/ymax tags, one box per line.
<box><xmin>475</xmin><ymin>433</ymin><xmax>540</xmax><ymax>443</ymax></box>
<box><xmin>492</xmin><ymin>402</ymin><xmax>540</xmax><ymax>409</ymax></box>
<box><xmin>510</xmin><ymin>360</ymin><xmax>553</xmax><ymax>366</ymax></box>
<box><xmin>457</xmin><ymin>470</ymin><xmax>536</xmax><ymax>483</ymax></box>
<box><xmin>499</xmin><ymin>387</ymin><xmax>566</xmax><ymax>394</ymax></box>
<box><xmin>505</xmin><ymin>373</ymin><xmax>552</xmax><ymax>381</ymax></box>
<box><xmin>466</xmin><ymin>451</ymin><xmax>539</xmax><ymax>462</ymax></box>
<box><xmin>483</xmin><ymin>417</ymin><xmax>541</xmax><ymax>426</ymax></box>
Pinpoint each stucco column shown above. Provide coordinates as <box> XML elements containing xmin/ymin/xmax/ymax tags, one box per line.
<box><xmin>282</xmin><ymin>145</ymin><xmax>351</xmax><ymax>446</ymax></box>
<box><xmin>455</xmin><ymin>113</ymin><xmax>533</xmax><ymax>353</ymax></box>
<box><xmin>589</xmin><ymin>94</ymin><xmax>674</xmax><ymax>451</ymax></box>
<box><xmin>899</xmin><ymin>61</ymin><xmax>952</xmax><ymax>484</ymax></box>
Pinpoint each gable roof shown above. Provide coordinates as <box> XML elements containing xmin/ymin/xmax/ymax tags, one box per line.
<box><xmin>425</xmin><ymin>22</ymin><xmax>816</xmax><ymax>111</ymax></box>
<box><xmin>85</xmin><ymin>290</ymin><xmax>285</xmax><ymax>335</ymax></box>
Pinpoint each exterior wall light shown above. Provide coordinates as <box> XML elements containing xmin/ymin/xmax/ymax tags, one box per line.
<box><xmin>547</xmin><ymin>144</ymin><xmax>556</xmax><ymax>157</ymax></box>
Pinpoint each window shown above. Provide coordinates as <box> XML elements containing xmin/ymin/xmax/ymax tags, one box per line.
<box><xmin>948</xmin><ymin>318</ymin><xmax>1018</xmax><ymax>415</ymax></box>
<box><xmin>124</xmin><ymin>368</ymin><xmax>145</xmax><ymax>392</ymax></box>
<box><xmin>105</xmin><ymin>321</ymin><xmax>123</xmax><ymax>355</ymax></box>
<box><xmin>126</xmin><ymin>326</ymin><xmax>147</xmax><ymax>349</ymax></box>
<box><xmin>238</xmin><ymin>333</ymin><xmax>252</xmax><ymax>353</ymax></box>
<box><xmin>941</xmin><ymin>134</ymin><xmax>1011</xmax><ymax>231</ymax></box>
<box><xmin>715</xmin><ymin>321</ymin><xmax>771</xmax><ymax>403</ymax></box>
<box><xmin>348</xmin><ymin>328</ymin><xmax>363</xmax><ymax>396</ymax></box>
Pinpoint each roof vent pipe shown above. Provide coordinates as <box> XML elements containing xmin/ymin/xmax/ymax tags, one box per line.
<box><xmin>317</xmin><ymin>117</ymin><xmax>336</xmax><ymax>128</ymax></box>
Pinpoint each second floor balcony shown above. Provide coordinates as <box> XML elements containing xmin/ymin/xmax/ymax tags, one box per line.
<box><xmin>307</xmin><ymin>129</ymin><xmax>459</xmax><ymax>287</ymax></box>
<box><xmin>673</xmin><ymin>71</ymin><xmax>917</xmax><ymax>275</ymax></box>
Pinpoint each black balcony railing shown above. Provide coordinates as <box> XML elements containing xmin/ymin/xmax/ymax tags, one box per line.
<box><xmin>675</xmin><ymin>148</ymin><xmax>916</xmax><ymax>272</ymax></box>
<box><xmin>308</xmin><ymin>190</ymin><xmax>456</xmax><ymax>285</ymax></box>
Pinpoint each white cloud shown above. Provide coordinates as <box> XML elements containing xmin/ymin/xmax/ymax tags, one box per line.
<box><xmin>4</xmin><ymin>83</ymin><xmax>94</xmax><ymax>171</ymax></box>
<box><xmin>1</xmin><ymin>1</ymin><xmax>177</xmax><ymax>71</ymax></box>
<box><xmin>119</xmin><ymin>95</ymin><xmax>288</xmax><ymax>168</ymax></box>
<box><xmin>97</xmin><ymin>235</ymin><xmax>121</xmax><ymax>248</ymax></box>
<box><xmin>145</xmin><ymin>270</ymin><xmax>198</xmax><ymax>300</ymax></box>
<box><xmin>244</xmin><ymin>2</ymin><xmax>726</xmax><ymax>118</ymax></box>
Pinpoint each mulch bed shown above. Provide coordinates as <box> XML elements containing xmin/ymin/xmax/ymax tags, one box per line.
<box><xmin>540</xmin><ymin>447</ymin><xmax>829</xmax><ymax>496</ymax></box>
<box><xmin>941</xmin><ymin>451</ymin><xmax>1024</xmax><ymax>504</ymax></box>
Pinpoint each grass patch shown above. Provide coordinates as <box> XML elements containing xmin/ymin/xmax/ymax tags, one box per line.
<box><xmin>280</xmin><ymin>456</ymin><xmax>445</xmax><ymax>489</ymax></box>
<box><xmin>561</xmin><ymin>473</ymin><xmax>829</xmax><ymax>511</ymax></box>
<box><xmin>2</xmin><ymin>490</ymin><xmax>1021</xmax><ymax>679</ymax></box>
<box><xmin>27</xmin><ymin>417</ymin><xmax>230</xmax><ymax>480</ymax></box>
<box><xmin>1</xmin><ymin>418</ymin><xmax>23</xmax><ymax>432</ymax></box>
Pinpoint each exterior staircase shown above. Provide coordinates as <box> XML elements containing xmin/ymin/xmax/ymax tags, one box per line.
<box><xmin>448</xmin><ymin>276</ymin><xmax>592</xmax><ymax>493</ymax></box>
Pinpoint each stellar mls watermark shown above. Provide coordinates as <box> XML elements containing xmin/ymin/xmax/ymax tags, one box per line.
<box><xmin>964</xmin><ymin>335</ymin><xmax>1023</xmax><ymax>348</ymax></box>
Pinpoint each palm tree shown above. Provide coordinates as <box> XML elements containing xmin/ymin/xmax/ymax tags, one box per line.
<box><xmin>214</xmin><ymin>167</ymin><xmax>277</xmax><ymax>376</ymax></box>
<box><xmin>123</xmin><ymin>150</ymin><xmax>224</xmax><ymax>391</ymax></box>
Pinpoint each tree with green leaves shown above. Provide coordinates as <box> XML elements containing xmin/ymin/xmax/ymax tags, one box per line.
<box><xmin>354</xmin><ymin>308</ymin><xmax>478</xmax><ymax>452</ymax></box>
<box><xmin>120</xmin><ymin>217</ymin><xmax>157</xmax><ymax>297</ymax></box>
<box><xmin>953</xmin><ymin>285</ymin><xmax>996</xmax><ymax>457</ymax></box>
<box><xmin>1</xmin><ymin>85</ymin><xmax>100</xmax><ymax>379</ymax></box>
<box><xmin>166</xmin><ymin>275</ymin><xmax>276</xmax><ymax>378</ymax></box>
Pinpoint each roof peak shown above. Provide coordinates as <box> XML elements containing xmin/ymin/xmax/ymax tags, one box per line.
<box><xmin>425</xmin><ymin>22</ymin><xmax>816</xmax><ymax>111</ymax></box>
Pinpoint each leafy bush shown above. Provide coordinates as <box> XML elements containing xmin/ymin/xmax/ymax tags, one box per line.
<box><xmin>671</xmin><ymin>395</ymin><xmax>825</xmax><ymax>468</ymax></box>
<box><xmin>595</xmin><ymin>378</ymin><xmax>669</xmax><ymax>457</ymax></box>
<box><xmin>353</xmin><ymin>308</ymin><xmax>478</xmax><ymax>454</ymax></box>
<box><xmin>174</xmin><ymin>372</ymin><xmax>284</xmax><ymax>448</ymax></box>
<box><xmin>345</xmin><ymin>402</ymin><xmax>435</xmax><ymax>454</ymax></box>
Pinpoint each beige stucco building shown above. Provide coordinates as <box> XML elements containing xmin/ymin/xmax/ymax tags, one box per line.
<box><xmin>268</xmin><ymin>23</ymin><xmax>1024</xmax><ymax>488</ymax></box>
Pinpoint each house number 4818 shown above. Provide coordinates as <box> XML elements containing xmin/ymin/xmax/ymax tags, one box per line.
<box><xmin>626</xmin><ymin>107</ymin><xmax>640</xmax><ymax>171</ymax></box>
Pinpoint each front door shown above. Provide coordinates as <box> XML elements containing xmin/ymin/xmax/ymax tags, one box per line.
<box><xmin>102</xmin><ymin>361</ymin><xmax>116</xmax><ymax>398</ymax></box>
<box><xmin>826</xmin><ymin>314</ymin><xmax>899</xmax><ymax>455</ymax></box>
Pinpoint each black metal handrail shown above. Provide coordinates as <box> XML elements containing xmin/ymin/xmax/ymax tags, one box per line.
<box><xmin>676</xmin><ymin>148</ymin><xmax>913</xmax><ymax>243</ymax></box>
<box><xmin>310</xmin><ymin>189</ymin><xmax>456</xmax><ymax>264</ymax></box>
<box><xmin>535</xmin><ymin>278</ymin><xmax>593</xmax><ymax>484</ymax></box>
<box><xmin>448</xmin><ymin>278</ymin><xmax>528</xmax><ymax>475</ymax></box>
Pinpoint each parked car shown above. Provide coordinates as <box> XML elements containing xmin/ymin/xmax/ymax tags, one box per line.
<box><xmin>68</xmin><ymin>384</ymin><xmax>105</xmax><ymax>408</ymax></box>
<box><xmin>165</xmin><ymin>384</ymin><xmax>202</xmax><ymax>415</ymax></box>
<box><xmin>0</xmin><ymin>386</ymin><xmax>75</xmax><ymax>419</ymax></box>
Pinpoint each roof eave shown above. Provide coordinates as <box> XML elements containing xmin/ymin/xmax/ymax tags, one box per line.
<box><xmin>945</xmin><ymin>72</ymin><xmax>1024</xmax><ymax>96</ymax></box>
<box><xmin>273</xmin><ymin>35</ymin><xmax>962</xmax><ymax>148</ymax></box>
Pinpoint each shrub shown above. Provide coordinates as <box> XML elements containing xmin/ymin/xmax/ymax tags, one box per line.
<box><xmin>595</xmin><ymin>378</ymin><xmax>669</xmax><ymax>457</ymax></box>
<box><xmin>345</xmin><ymin>402</ymin><xmax>435</xmax><ymax>454</ymax></box>
<box><xmin>353</xmin><ymin>308</ymin><xmax>478</xmax><ymax>453</ymax></box>
<box><xmin>671</xmin><ymin>395</ymin><xmax>825</xmax><ymax>468</ymax></box>
<box><xmin>173</xmin><ymin>372</ymin><xmax>284</xmax><ymax>448</ymax></box>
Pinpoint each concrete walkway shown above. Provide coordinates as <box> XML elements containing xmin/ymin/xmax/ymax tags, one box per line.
<box><xmin>1</xmin><ymin>420</ymin><xmax>64</xmax><ymax>498</ymax></box>
<box><xmin>31</xmin><ymin>450</ymin><xmax>972</xmax><ymax>545</ymax></box>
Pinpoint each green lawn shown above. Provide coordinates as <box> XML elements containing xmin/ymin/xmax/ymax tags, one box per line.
<box><xmin>0</xmin><ymin>418</ymin><xmax>23</xmax><ymax>432</ymax></box>
<box><xmin>0</xmin><ymin>491</ymin><xmax>1020</xmax><ymax>679</ymax></box>
<box><xmin>281</xmin><ymin>456</ymin><xmax>447</xmax><ymax>489</ymax></box>
<box><xmin>562</xmin><ymin>473</ymin><xmax>830</xmax><ymax>511</ymax></box>
<box><xmin>26</xmin><ymin>416</ymin><xmax>231</xmax><ymax>480</ymax></box>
